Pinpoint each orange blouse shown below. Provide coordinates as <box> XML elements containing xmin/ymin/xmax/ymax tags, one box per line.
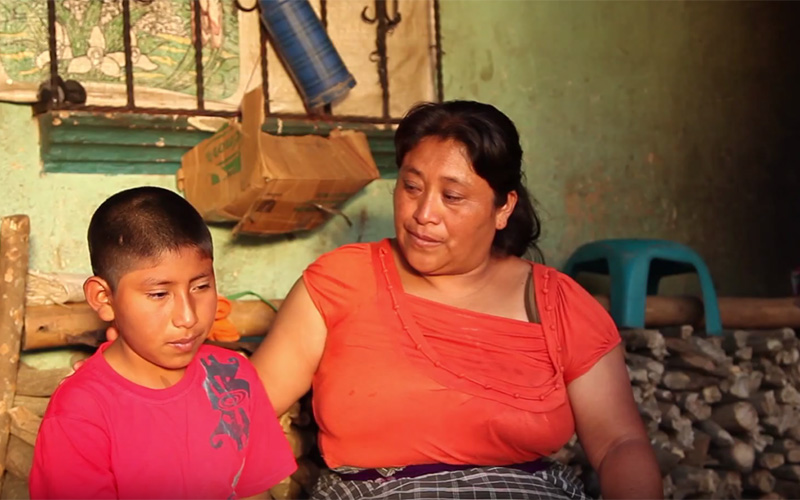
<box><xmin>303</xmin><ymin>239</ymin><xmax>620</xmax><ymax>469</ymax></box>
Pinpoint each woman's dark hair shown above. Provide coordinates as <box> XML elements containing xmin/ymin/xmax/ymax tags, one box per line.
<box><xmin>394</xmin><ymin>100</ymin><xmax>542</xmax><ymax>259</ymax></box>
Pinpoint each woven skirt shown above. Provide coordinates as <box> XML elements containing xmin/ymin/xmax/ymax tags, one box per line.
<box><xmin>310</xmin><ymin>461</ymin><xmax>591</xmax><ymax>500</ymax></box>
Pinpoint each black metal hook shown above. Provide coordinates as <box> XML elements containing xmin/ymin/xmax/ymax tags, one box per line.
<box><xmin>361</xmin><ymin>0</ymin><xmax>402</xmax><ymax>31</ymax></box>
<box><xmin>233</xmin><ymin>0</ymin><xmax>259</xmax><ymax>12</ymax></box>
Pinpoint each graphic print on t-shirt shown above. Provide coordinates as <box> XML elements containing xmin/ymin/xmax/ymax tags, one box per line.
<box><xmin>201</xmin><ymin>354</ymin><xmax>251</xmax><ymax>450</ymax></box>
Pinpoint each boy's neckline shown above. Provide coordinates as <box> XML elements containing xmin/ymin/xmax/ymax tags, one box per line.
<box><xmin>94</xmin><ymin>341</ymin><xmax>200</xmax><ymax>400</ymax></box>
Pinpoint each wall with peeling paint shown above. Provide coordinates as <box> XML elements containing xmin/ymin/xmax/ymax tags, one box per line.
<box><xmin>1</xmin><ymin>0</ymin><xmax>799</xmax><ymax>299</ymax></box>
<box><xmin>0</xmin><ymin>103</ymin><xmax>397</xmax><ymax>298</ymax></box>
<box><xmin>440</xmin><ymin>0</ymin><xmax>800</xmax><ymax>296</ymax></box>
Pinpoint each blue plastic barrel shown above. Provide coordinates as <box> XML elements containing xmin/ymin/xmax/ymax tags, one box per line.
<box><xmin>259</xmin><ymin>0</ymin><xmax>356</xmax><ymax>109</ymax></box>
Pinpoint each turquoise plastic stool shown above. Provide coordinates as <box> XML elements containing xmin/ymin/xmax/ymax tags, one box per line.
<box><xmin>563</xmin><ymin>239</ymin><xmax>722</xmax><ymax>335</ymax></box>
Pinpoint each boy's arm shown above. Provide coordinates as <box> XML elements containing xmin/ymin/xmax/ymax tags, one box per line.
<box><xmin>30</xmin><ymin>415</ymin><xmax>116</xmax><ymax>499</ymax></box>
<box><xmin>234</xmin><ymin>357</ymin><xmax>297</xmax><ymax>499</ymax></box>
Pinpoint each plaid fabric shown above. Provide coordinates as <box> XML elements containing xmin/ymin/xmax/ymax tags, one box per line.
<box><xmin>311</xmin><ymin>461</ymin><xmax>590</xmax><ymax>500</ymax></box>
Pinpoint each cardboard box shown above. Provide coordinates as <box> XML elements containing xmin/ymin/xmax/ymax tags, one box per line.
<box><xmin>179</xmin><ymin>87</ymin><xmax>380</xmax><ymax>235</ymax></box>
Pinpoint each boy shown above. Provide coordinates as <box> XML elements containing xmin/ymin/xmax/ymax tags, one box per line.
<box><xmin>30</xmin><ymin>187</ymin><xmax>296</xmax><ymax>499</ymax></box>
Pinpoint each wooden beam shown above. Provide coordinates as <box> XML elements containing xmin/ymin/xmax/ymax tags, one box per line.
<box><xmin>23</xmin><ymin>299</ymin><xmax>283</xmax><ymax>351</ymax></box>
<box><xmin>594</xmin><ymin>295</ymin><xmax>800</xmax><ymax>329</ymax></box>
<box><xmin>0</xmin><ymin>215</ymin><xmax>29</xmax><ymax>488</ymax></box>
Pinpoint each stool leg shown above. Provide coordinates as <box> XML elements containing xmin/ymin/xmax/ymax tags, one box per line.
<box><xmin>609</xmin><ymin>255</ymin><xmax>650</xmax><ymax>329</ymax></box>
<box><xmin>647</xmin><ymin>271</ymin><xmax>661</xmax><ymax>295</ymax></box>
<box><xmin>687</xmin><ymin>256</ymin><xmax>723</xmax><ymax>335</ymax></box>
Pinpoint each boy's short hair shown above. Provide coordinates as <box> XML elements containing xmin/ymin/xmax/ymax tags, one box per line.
<box><xmin>88</xmin><ymin>186</ymin><xmax>213</xmax><ymax>289</ymax></box>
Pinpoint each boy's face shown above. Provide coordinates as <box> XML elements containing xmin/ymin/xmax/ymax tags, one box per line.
<box><xmin>103</xmin><ymin>247</ymin><xmax>217</xmax><ymax>383</ymax></box>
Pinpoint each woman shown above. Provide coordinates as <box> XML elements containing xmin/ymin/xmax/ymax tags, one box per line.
<box><xmin>250</xmin><ymin>100</ymin><xmax>663</xmax><ymax>499</ymax></box>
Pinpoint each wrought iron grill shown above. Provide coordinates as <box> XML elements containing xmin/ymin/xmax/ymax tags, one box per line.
<box><xmin>39</xmin><ymin>0</ymin><xmax>444</xmax><ymax>125</ymax></box>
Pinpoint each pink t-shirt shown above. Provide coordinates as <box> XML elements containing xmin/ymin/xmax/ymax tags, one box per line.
<box><xmin>30</xmin><ymin>343</ymin><xmax>296</xmax><ymax>499</ymax></box>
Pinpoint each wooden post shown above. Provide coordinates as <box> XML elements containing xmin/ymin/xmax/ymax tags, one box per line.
<box><xmin>0</xmin><ymin>215</ymin><xmax>29</xmax><ymax>491</ymax></box>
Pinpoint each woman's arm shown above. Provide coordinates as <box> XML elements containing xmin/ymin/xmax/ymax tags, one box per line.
<box><xmin>568</xmin><ymin>344</ymin><xmax>663</xmax><ymax>499</ymax></box>
<box><xmin>249</xmin><ymin>278</ymin><xmax>327</xmax><ymax>416</ymax></box>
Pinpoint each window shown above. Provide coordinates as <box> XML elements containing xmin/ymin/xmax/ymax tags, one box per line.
<box><xmin>0</xmin><ymin>0</ymin><xmax>442</xmax><ymax>176</ymax></box>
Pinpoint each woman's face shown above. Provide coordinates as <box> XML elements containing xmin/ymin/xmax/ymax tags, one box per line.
<box><xmin>393</xmin><ymin>137</ymin><xmax>517</xmax><ymax>276</ymax></box>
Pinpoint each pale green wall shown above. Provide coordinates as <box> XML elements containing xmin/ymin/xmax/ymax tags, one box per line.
<box><xmin>441</xmin><ymin>0</ymin><xmax>800</xmax><ymax>296</ymax></box>
<box><xmin>2</xmin><ymin>0</ymin><xmax>799</xmax><ymax>299</ymax></box>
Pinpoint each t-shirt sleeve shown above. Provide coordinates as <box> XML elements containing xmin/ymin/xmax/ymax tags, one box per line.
<box><xmin>554</xmin><ymin>271</ymin><xmax>622</xmax><ymax>384</ymax></box>
<box><xmin>29</xmin><ymin>391</ymin><xmax>116</xmax><ymax>499</ymax></box>
<box><xmin>235</xmin><ymin>360</ymin><xmax>297</xmax><ymax>498</ymax></box>
<box><xmin>302</xmin><ymin>243</ymin><xmax>374</xmax><ymax>328</ymax></box>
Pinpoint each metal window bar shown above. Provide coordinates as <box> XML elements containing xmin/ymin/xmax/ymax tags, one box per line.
<box><xmin>41</xmin><ymin>0</ymin><xmax>443</xmax><ymax>124</ymax></box>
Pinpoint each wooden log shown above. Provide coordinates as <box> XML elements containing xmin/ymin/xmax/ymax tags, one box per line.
<box><xmin>787</xmin><ymin>425</ymin><xmax>800</xmax><ymax>443</ymax></box>
<box><xmin>760</xmin><ymin>360</ymin><xmax>790</xmax><ymax>389</ymax></box>
<box><xmin>660</xmin><ymin>324</ymin><xmax>694</xmax><ymax>340</ymax></box>
<box><xmin>703</xmin><ymin>385</ymin><xmax>723</xmax><ymax>404</ymax></box>
<box><xmin>776</xmin><ymin>385</ymin><xmax>800</xmax><ymax>406</ymax></box>
<box><xmin>619</xmin><ymin>328</ymin><xmax>667</xmax><ymax>359</ymax></box>
<box><xmin>23</xmin><ymin>299</ymin><xmax>284</xmax><ymax>350</ymax></box>
<box><xmin>662</xmin><ymin>371</ymin><xmax>721</xmax><ymax>391</ymax></box>
<box><xmin>724</xmin><ymin>329</ymin><xmax>796</xmax><ymax>354</ymax></box>
<box><xmin>714</xmin><ymin>470</ymin><xmax>743</xmax><ymax>500</ymax></box>
<box><xmin>11</xmin><ymin>396</ymin><xmax>48</xmax><ymax>418</ymax></box>
<box><xmin>269</xmin><ymin>476</ymin><xmax>302</xmax><ymax>500</ymax></box>
<box><xmin>15</xmin><ymin>364</ymin><xmax>71</xmax><ymax>398</ymax></box>
<box><xmin>768</xmin><ymin>439</ymin><xmax>798</xmax><ymax>454</ymax></box>
<box><xmin>675</xmin><ymin>392</ymin><xmax>712</xmax><ymax>421</ymax></box>
<box><xmin>657</xmin><ymin>403</ymin><xmax>694</xmax><ymax>450</ymax></box>
<box><xmin>665</xmin><ymin>351</ymin><xmax>723</xmax><ymax>377</ymax></box>
<box><xmin>670</xmin><ymin>465</ymin><xmax>720</xmax><ymax>497</ymax></box>
<box><xmin>699</xmin><ymin>419</ymin><xmax>735</xmax><ymax>447</ymax></box>
<box><xmin>727</xmin><ymin>370</ymin><xmax>765</xmax><ymax>400</ymax></box>
<box><xmin>550</xmin><ymin>446</ymin><xmax>576</xmax><ymax>465</ymax></box>
<box><xmin>710</xmin><ymin>439</ymin><xmax>756</xmax><ymax>472</ymax></box>
<box><xmin>775</xmin><ymin>348</ymin><xmax>800</xmax><ymax>366</ymax></box>
<box><xmin>763</xmin><ymin>406</ymin><xmax>800</xmax><ymax>437</ymax></box>
<box><xmin>654</xmin><ymin>388</ymin><xmax>674</xmax><ymax>403</ymax></box>
<box><xmin>651</xmin><ymin>431</ymin><xmax>684</xmax><ymax>475</ymax></box>
<box><xmin>745</xmin><ymin>469</ymin><xmax>776</xmax><ymax>495</ymax></box>
<box><xmin>662</xmin><ymin>474</ymin><xmax>677</xmax><ymax>500</ymax></box>
<box><xmin>625</xmin><ymin>352</ymin><xmax>664</xmax><ymax>384</ymax></box>
<box><xmin>753</xmin><ymin>391</ymin><xmax>781</xmax><ymax>418</ymax></box>
<box><xmin>717</xmin><ymin>301</ymin><xmax>800</xmax><ymax>329</ymax></box>
<box><xmin>0</xmin><ymin>472</ymin><xmax>28</xmax><ymax>500</ymax></box>
<box><xmin>682</xmin><ymin>430</ymin><xmax>711</xmax><ymax>467</ymax></box>
<box><xmin>750</xmin><ymin>425</ymin><xmax>776</xmax><ymax>453</ymax></box>
<box><xmin>786</xmin><ymin>448</ymin><xmax>800</xmax><ymax>464</ymax></box>
<box><xmin>8</xmin><ymin>406</ymin><xmax>40</xmax><ymax>447</ymax></box>
<box><xmin>627</xmin><ymin>366</ymin><xmax>649</xmax><ymax>385</ymax></box>
<box><xmin>594</xmin><ymin>295</ymin><xmax>800</xmax><ymax>329</ymax></box>
<box><xmin>4</xmin><ymin>435</ymin><xmax>32</xmax><ymax>480</ymax></box>
<box><xmin>735</xmin><ymin>347</ymin><xmax>753</xmax><ymax>361</ymax></box>
<box><xmin>712</xmin><ymin>401</ymin><xmax>759</xmax><ymax>433</ymax></box>
<box><xmin>0</xmin><ymin>215</ymin><xmax>29</xmax><ymax>487</ymax></box>
<box><xmin>594</xmin><ymin>295</ymin><xmax>704</xmax><ymax>330</ymax></box>
<box><xmin>637</xmin><ymin>394</ymin><xmax>661</xmax><ymax>424</ymax></box>
<box><xmin>773</xmin><ymin>464</ymin><xmax>800</xmax><ymax>482</ymax></box>
<box><xmin>691</xmin><ymin>336</ymin><xmax>730</xmax><ymax>365</ymax></box>
<box><xmin>759</xmin><ymin>452</ymin><xmax>786</xmax><ymax>470</ymax></box>
<box><xmin>774</xmin><ymin>480</ymin><xmax>800</xmax><ymax>499</ymax></box>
